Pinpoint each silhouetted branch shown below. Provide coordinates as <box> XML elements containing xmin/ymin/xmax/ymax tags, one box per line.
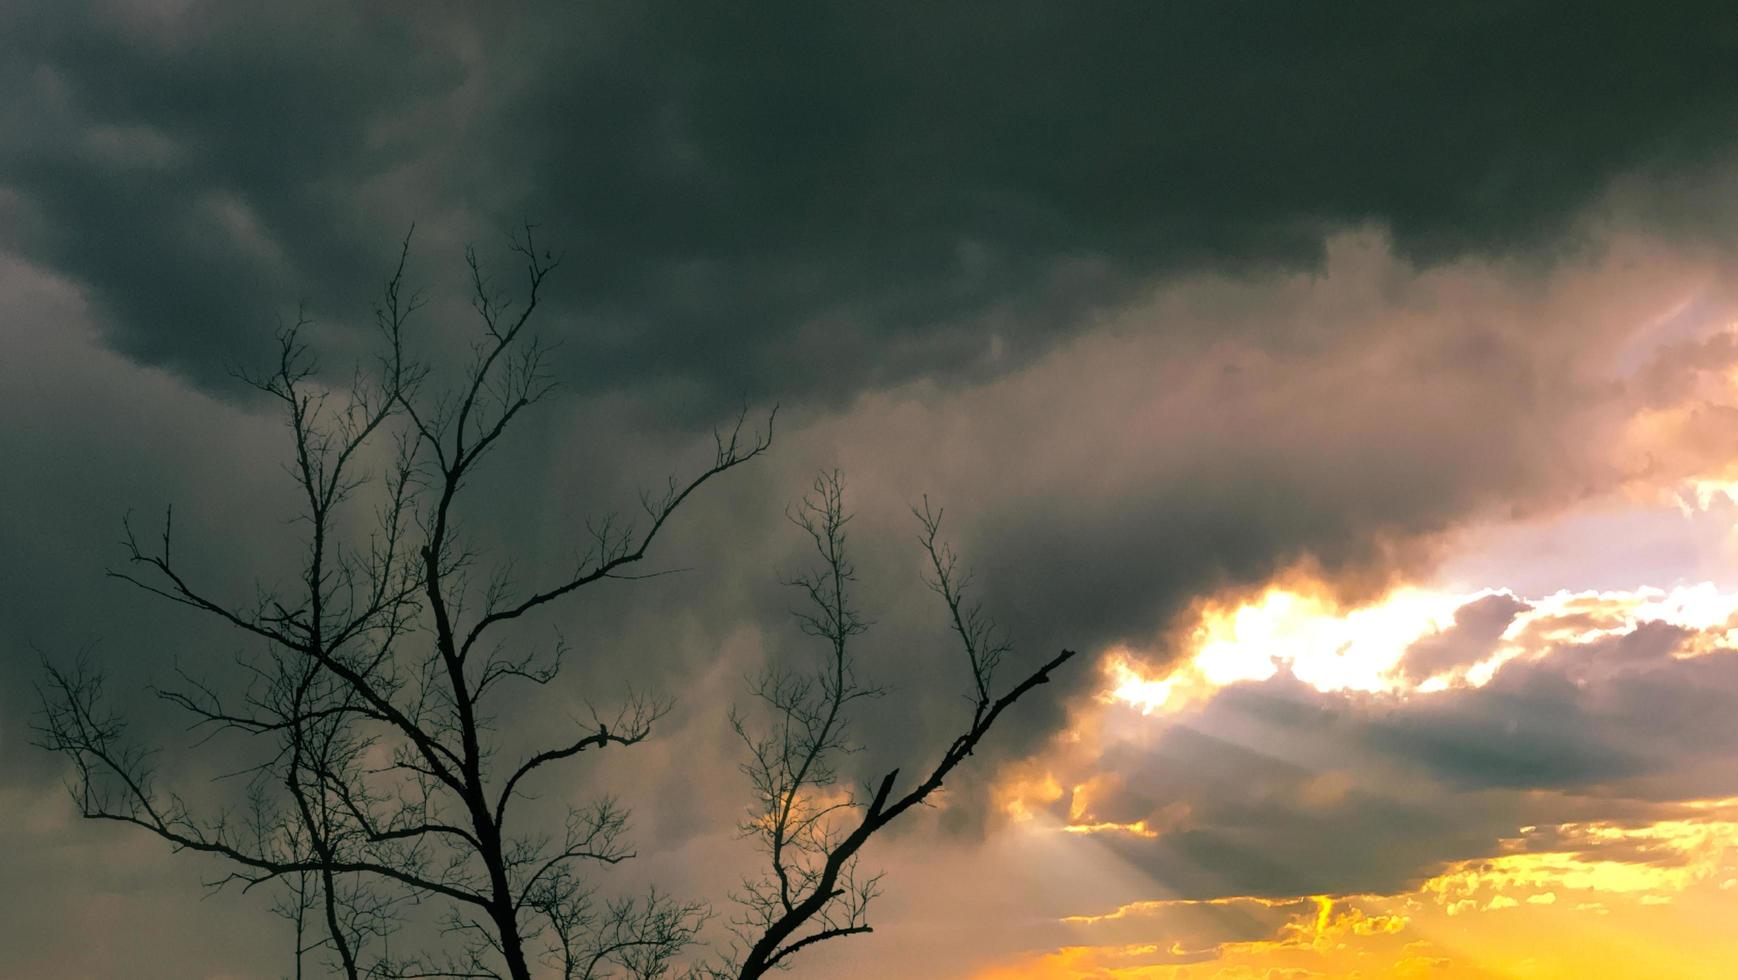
<box><xmin>37</xmin><ymin>231</ymin><xmax>1070</xmax><ymax>980</ymax></box>
<box><xmin>724</xmin><ymin>473</ymin><xmax>1077</xmax><ymax>978</ymax></box>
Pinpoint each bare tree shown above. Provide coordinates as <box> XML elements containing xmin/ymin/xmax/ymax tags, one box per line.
<box><xmin>716</xmin><ymin>473</ymin><xmax>1077</xmax><ymax>978</ymax></box>
<box><xmin>34</xmin><ymin>231</ymin><xmax>1074</xmax><ymax>979</ymax></box>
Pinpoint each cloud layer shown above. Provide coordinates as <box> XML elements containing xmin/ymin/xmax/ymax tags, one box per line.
<box><xmin>8</xmin><ymin>4</ymin><xmax>1738</xmax><ymax>976</ymax></box>
<box><xmin>8</xmin><ymin>1</ymin><xmax>1738</xmax><ymax>403</ymax></box>
<box><xmin>964</xmin><ymin>583</ymin><xmax>1738</xmax><ymax>976</ymax></box>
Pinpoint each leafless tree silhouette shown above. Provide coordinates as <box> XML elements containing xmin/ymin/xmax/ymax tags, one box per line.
<box><xmin>34</xmin><ymin>230</ymin><xmax>1074</xmax><ymax>979</ymax></box>
<box><xmin>711</xmin><ymin>473</ymin><xmax>1074</xmax><ymax>978</ymax></box>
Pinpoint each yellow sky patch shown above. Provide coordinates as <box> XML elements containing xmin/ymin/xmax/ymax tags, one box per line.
<box><xmin>973</xmin><ymin>808</ymin><xmax>1738</xmax><ymax>979</ymax></box>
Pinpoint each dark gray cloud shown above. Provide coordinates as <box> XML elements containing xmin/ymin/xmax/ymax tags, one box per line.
<box><xmin>0</xmin><ymin>4</ymin><xmax>460</xmax><ymax>374</ymax></box>
<box><xmin>1398</xmin><ymin>592</ymin><xmax>1530</xmax><ymax>683</ymax></box>
<box><xmin>6</xmin><ymin>0</ymin><xmax>1738</xmax><ymax>407</ymax></box>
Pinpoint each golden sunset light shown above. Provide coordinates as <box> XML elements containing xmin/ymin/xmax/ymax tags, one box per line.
<box><xmin>982</xmin><ymin>571</ymin><xmax>1738</xmax><ymax>978</ymax></box>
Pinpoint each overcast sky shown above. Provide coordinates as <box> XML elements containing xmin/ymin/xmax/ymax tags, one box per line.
<box><xmin>6</xmin><ymin>3</ymin><xmax>1738</xmax><ymax>978</ymax></box>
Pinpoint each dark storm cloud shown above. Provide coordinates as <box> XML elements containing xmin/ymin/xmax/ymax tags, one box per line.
<box><xmin>5</xmin><ymin>0</ymin><xmax>1738</xmax><ymax>405</ymax></box>
<box><xmin>0</xmin><ymin>3</ymin><xmax>461</xmax><ymax>376</ymax></box>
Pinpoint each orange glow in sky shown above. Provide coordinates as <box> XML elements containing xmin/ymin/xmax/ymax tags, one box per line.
<box><xmin>983</xmin><ymin>572</ymin><xmax>1738</xmax><ymax>978</ymax></box>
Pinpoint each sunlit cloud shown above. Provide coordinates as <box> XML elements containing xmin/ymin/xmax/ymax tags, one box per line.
<box><xmin>1095</xmin><ymin>580</ymin><xmax>1738</xmax><ymax>722</ymax></box>
<box><xmin>1673</xmin><ymin>477</ymin><xmax>1738</xmax><ymax>516</ymax></box>
<box><xmin>1426</xmin><ymin>808</ymin><xmax>1738</xmax><ymax>907</ymax></box>
<box><xmin>1008</xmin><ymin>579</ymin><xmax>1738</xmax><ymax>833</ymax></box>
<box><xmin>978</xmin><ymin>570</ymin><xmax>1738</xmax><ymax>977</ymax></box>
<box><xmin>1095</xmin><ymin>584</ymin><xmax>1489</xmax><ymax>723</ymax></box>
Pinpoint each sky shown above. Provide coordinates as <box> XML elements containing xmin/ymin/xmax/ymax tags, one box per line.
<box><xmin>5</xmin><ymin>2</ymin><xmax>1738</xmax><ymax>977</ymax></box>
